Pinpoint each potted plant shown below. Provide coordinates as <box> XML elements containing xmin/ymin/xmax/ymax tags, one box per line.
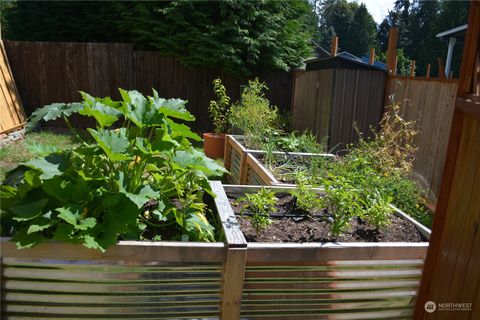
<box><xmin>203</xmin><ymin>78</ymin><xmax>231</xmax><ymax>159</ymax></box>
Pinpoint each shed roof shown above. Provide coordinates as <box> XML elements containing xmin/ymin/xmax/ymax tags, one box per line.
<box><xmin>305</xmin><ymin>54</ymin><xmax>387</xmax><ymax>72</ymax></box>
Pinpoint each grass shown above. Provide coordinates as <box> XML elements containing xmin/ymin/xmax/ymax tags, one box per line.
<box><xmin>0</xmin><ymin>130</ymin><xmax>81</xmax><ymax>181</ymax></box>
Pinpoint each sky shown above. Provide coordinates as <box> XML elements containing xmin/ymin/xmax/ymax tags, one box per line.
<box><xmin>350</xmin><ymin>0</ymin><xmax>395</xmax><ymax>24</ymax></box>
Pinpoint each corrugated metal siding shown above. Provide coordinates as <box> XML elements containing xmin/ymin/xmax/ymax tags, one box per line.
<box><xmin>229</xmin><ymin>148</ymin><xmax>242</xmax><ymax>184</ymax></box>
<box><xmin>1</xmin><ymin>258</ymin><xmax>222</xmax><ymax>319</ymax></box>
<box><xmin>241</xmin><ymin>260</ymin><xmax>423</xmax><ymax>319</ymax></box>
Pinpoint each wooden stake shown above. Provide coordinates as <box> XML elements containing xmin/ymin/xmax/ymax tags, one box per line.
<box><xmin>331</xmin><ymin>36</ymin><xmax>338</xmax><ymax>56</ymax></box>
<box><xmin>369</xmin><ymin>48</ymin><xmax>375</xmax><ymax>65</ymax></box>
<box><xmin>426</xmin><ymin>64</ymin><xmax>431</xmax><ymax>78</ymax></box>
<box><xmin>410</xmin><ymin>60</ymin><xmax>416</xmax><ymax>77</ymax></box>
<box><xmin>438</xmin><ymin>57</ymin><xmax>446</xmax><ymax>78</ymax></box>
<box><xmin>386</xmin><ymin>27</ymin><xmax>398</xmax><ymax>74</ymax></box>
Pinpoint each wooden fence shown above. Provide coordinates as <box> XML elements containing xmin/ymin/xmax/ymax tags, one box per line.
<box><xmin>0</xmin><ymin>40</ymin><xmax>26</xmax><ymax>135</ymax></box>
<box><xmin>4</xmin><ymin>41</ymin><xmax>293</xmax><ymax>132</ymax></box>
<box><xmin>385</xmin><ymin>76</ymin><xmax>458</xmax><ymax>203</ymax></box>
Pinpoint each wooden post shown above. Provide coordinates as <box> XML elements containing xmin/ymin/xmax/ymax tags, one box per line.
<box><xmin>210</xmin><ymin>181</ymin><xmax>248</xmax><ymax>320</ymax></box>
<box><xmin>414</xmin><ymin>2</ymin><xmax>480</xmax><ymax>317</ymax></box>
<box><xmin>239</xmin><ymin>153</ymin><xmax>248</xmax><ymax>184</ymax></box>
<box><xmin>224</xmin><ymin>136</ymin><xmax>232</xmax><ymax>171</ymax></box>
<box><xmin>331</xmin><ymin>36</ymin><xmax>338</xmax><ymax>56</ymax></box>
<box><xmin>369</xmin><ymin>48</ymin><xmax>375</xmax><ymax>65</ymax></box>
<box><xmin>386</xmin><ymin>27</ymin><xmax>398</xmax><ymax>74</ymax></box>
<box><xmin>426</xmin><ymin>63</ymin><xmax>431</xmax><ymax>78</ymax></box>
<box><xmin>410</xmin><ymin>60</ymin><xmax>416</xmax><ymax>77</ymax></box>
<box><xmin>438</xmin><ymin>57</ymin><xmax>446</xmax><ymax>78</ymax></box>
<box><xmin>221</xmin><ymin>248</ymin><xmax>247</xmax><ymax>319</ymax></box>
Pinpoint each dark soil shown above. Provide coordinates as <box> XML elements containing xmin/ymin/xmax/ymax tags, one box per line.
<box><xmin>229</xmin><ymin>193</ymin><xmax>427</xmax><ymax>243</ymax></box>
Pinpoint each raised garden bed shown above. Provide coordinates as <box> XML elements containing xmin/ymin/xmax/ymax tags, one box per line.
<box><xmin>1</xmin><ymin>182</ymin><xmax>431</xmax><ymax>320</ymax></box>
<box><xmin>224</xmin><ymin>184</ymin><xmax>431</xmax><ymax>319</ymax></box>
<box><xmin>0</xmin><ymin>181</ymin><xmax>247</xmax><ymax>320</ymax></box>
<box><xmin>224</xmin><ymin>134</ymin><xmax>334</xmax><ymax>185</ymax></box>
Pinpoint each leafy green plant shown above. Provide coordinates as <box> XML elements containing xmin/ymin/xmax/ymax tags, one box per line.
<box><xmin>1</xmin><ymin>89</ymin><xmax>226</xmax><ymax>251</ymax></box>
<box><xmin>208</xmin><ymin>78</ymin><xmax>231</xmax><ymax>135</ymax></box>
<box><xmin>290</xmin><ymin>174</ymin><xmax>324</xmax><ymax>216</ymax></box>
<box><xmin>228</xmin><ymin>78</ymin><xmax>279</xmax><ymax>149</ymax></box>
<box><xmin>321</xmin><ymin>160</ymin><xmax>393</xmax><ymax>235</ymax></box>
<box><xmin>271</xmin><ymin>131</ymin><xmax>324</xmax><ymax>153</ymax></box>
<box><xmin>237</xmin><ymin>187</ymin><xmax>277</xmax><ymax>232</ymax></box>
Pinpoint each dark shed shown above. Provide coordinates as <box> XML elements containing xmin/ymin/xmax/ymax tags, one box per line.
<box><xmin>292</xmin><ymin>55</ymin><xmax>387</xmax><ymax>153</ymax></box>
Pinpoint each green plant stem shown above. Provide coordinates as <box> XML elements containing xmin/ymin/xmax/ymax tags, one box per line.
<box><xmin>63</xmin><ymin>116</ymin><xmax>83</xmax><ymax>143</ymax></box>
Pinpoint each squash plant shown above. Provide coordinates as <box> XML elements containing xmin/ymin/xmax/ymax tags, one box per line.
<box><xmin>0</xmin><ymin>89</ymin><xmax>226</xmax><ymax>251</ymax></box>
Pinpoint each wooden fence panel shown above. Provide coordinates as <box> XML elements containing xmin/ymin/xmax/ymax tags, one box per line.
<box><xmin>385</xmin><ymin>76</ymin><xmax>458</xmax><ymax>202</ymax></box>
<box><xmin>4</xmin><ymin>41</ymin><xmax>293</xmax><ymax>132</ymax></box>
<box><xmin>0</xmin><ymin>40</ymin><xmax>26</xmax><ymax>135</ymax></box>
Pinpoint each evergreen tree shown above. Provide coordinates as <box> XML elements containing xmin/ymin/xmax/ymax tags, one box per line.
<box><xmin>317</xmin><ymin>0</ymin><xmax>377</xmax><ymax>56</ymax></box>
<box><xmin>2</xmin><ymin>0</ymin><xmax>317</xmax><ymax>76</ymax></box>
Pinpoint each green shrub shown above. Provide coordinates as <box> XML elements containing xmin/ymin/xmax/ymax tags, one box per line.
<box><xmin>228</xmin><ymin>78</ymin><xmax>279</xmax><ymax>149</ymax></box>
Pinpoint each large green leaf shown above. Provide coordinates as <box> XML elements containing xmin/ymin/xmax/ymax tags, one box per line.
<box><xmin>10</xmin><ymin>199</ymin><xmax>48</xmax><ymax>221</ymax></box>
<box><xmin>151</xmin><ymin>128</ymin><xmax>179</xmax><ymax>152</ymax></box>
<box><xmin>173</xmin><ymin>148</ymin><xmax>227</xmax><ymax>177</ymax></box>
<box><xmin>119</xmin><ymin>89</ymin><xmax>165</xmax><ymax>128</ymax></box>
<box><xmin>27</xmin><ymin>216</ymin><xmax>54</xmax><ymax>234</ymax></box>
<box><xmin>79</xmin><ymin>91</ymin><xmax>122</xmax><ymax>127</ymax></box>
<box><xmin>55</xmin><ymin>205</ymin><xmax>97</xmax><ymax>230</ymax></box>
<box><xmin>24</xmin><ymin>153</ymin><xmax>69</xmax><ymax>180</ymax></box>
<box><xmin>151</xmin><ymin>90</ymin><xmax>194</xmax><ymax>121</ymax></box>
<box><xmin>27</xmin><ymin>102</ymin><xmax>83</xmax><ymax>130</ymax></box>
<box><xmin>116</xmin><ymin>172</ymin><xmax>159</xmax><ymax>208</ymax></box>
<box><xmin>166</xmin><ymin>119</ymin><xmax>201</xmax><ymax>141</ymax></box>
<box><xmin>88</xmin><ymin>128</ymin><xmax>130</xmax><ymax>161</ymax></box>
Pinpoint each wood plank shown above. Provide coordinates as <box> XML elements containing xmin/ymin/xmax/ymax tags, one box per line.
<box><xmin>209</xmin><ymin>181</ymin><xmax>247</xmax><ymax>248</ymax></box>
<box><xmin>220</xmin><ymin>247</ymin><xmax>247</xmax><ymax>320</ymax></box>
<box><xmin>246</xmin><ymin>243</ymin><xmax>428</xmax><ymax>263</ymax></box>
<box><xmin>0</xmin><ymin>239</ymin><xmax>225</xmax><ymax>263</ymax></box>
<box><xmin>245</xmin><ymin>153</ymin><xmax>278</xmax><ymax>185</ymax></box>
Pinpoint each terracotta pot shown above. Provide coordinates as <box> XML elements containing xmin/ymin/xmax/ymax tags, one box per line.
<box><xmin>203</xmin><ymin>133</ymin><xmax>226</xmax><ymax>159</ymax></box>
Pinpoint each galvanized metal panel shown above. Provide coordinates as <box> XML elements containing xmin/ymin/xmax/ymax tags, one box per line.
<box><xmin>241</xmin><ymin>260</ymin><xmax>423</xmax><ymax>319</ymax></box>
<box><xmin>1</xmin><ymin>258</ymin><xmax>222</xmax><ymax>319</ymax></box>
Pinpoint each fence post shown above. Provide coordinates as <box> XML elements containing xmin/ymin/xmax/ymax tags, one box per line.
<box><xmin>369</xmin><ymin>48</ymin><xmax>375</xmax><ymax>65</ymax></box>
<box><xmin>410</xmin><ymin>60</ymin><xmax>416</xmax><ymax>77</ymax></box>
<box><xmin>386</xmin><ymin>27</ymin><xmax>398</xmax><ymax>74</ymax></box>
<box><xmin>438</xmin><ymin>58</ymin><xmax>446</xmax><ymax>78</ymax></box>
<box><xmin>331</xmin><ymin>36</ymin><xmax>338</xmax><ymax>56</ymax></box>
<box><xmin>426</xmin><ymin>64</ymin><xmax>431</xmax><ymax>78</ymax></box>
